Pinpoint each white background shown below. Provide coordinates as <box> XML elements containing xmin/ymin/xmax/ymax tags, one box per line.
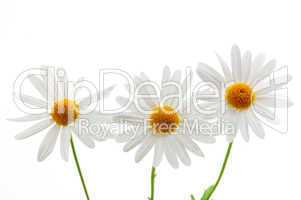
<box><xmin>0</xmin><ymin>0</ymin><xmax>300</xmax><ymax>199</ymax></box>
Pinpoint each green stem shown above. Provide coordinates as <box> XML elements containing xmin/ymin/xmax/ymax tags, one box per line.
<box><xmin>70</xmin><ymin>137</ymin><xmax>90</xmax><ymax>200</ymax></box>
<box><xmin>207</xmin><ymin>142</ymin><xmax>233</xmax><ymax>199</ymax></box>
<box><xmin>149</xmin><ymin>167</ymin><xmax>156</xmax><ymax>200</ymax></box>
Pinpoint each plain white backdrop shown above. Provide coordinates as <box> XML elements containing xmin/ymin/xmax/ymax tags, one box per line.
<box><xmin>0</xmin><ymin>0</ymin><xmax>300</xmax><ymax>199</ymax></box>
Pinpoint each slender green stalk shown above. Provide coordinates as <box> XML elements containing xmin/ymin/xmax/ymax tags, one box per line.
<box><xmin>149</xmin><ymin>167</ymin><xmax>156</xmax><ymax>200</ymax></box>
<box><xmin>70</xmin><ymin>137</ymin><xmax>90</xmax><ymax>200</ymax></box>
<box><xmin>206</xmin><ymin>142</ymin><xmax>233</xmax><ymax>200</ymax></box>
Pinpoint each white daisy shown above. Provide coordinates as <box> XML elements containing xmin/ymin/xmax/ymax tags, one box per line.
<box><xmin>9</xmin><ymin>67</ymin><xmax>114</xmax><ymax>161</ymax></box>
<box><xmin>114</xmin><ymin>66</ymin><xmax>215</xmax><ymax>169</ymax></box>
<box><xmin>196</xmin><ymin>45</ymin><xmax>293</xmax><ymax>142</ymax></box>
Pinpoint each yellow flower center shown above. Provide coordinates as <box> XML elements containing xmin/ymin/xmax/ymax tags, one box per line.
<box><xmin>149</xmin><ymin>105</ymin><xmax>181</xmax><ymax>136</ymax></box>
<box><xmin>51</xmin><ymin>99</ymin><xmax>80</xmax><ymax>126</ymax></box>
<box><xmin>225</xmin><ymin>83</ymin><xmax>256</xmax><ymax>111</ymax></box>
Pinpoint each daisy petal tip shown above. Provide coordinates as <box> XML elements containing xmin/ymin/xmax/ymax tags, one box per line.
<box><xmin>197</xmin><ymin>62</ymin><xmax>208</xmax><ymax>69</ymax></box>
<box><xmin>14</xmin><ymin>135</ymin><xmax>20</xmax><ymax>140</ymax></box>
<box><xmin>256</xmin><ymin>133</ymin><xmax>265</xmax><ymax>139</ymax></box>
<box><xmin>134</xmin><ymin>157</ymin><xmax>141</xmax><ymax>163</ymax></box>
<box><xmin>164</xmin><ymin>65</ymin><xmax>170</xmax><ymax>71</ymax></box>
<box><xmin>232</xmin><ymin>44</ymin><xmax>240</xmax><ymax>50</ymax></box>
<box><xmin>196</xmin><ymin>151</ymin><xmax>205</xmax><ymax>158</ymax></box>
<box><xmin>123</xmin><ymin>146</ymin><xmax>130</xmax><ymax>152</ymax></box>
<box><xmin>184</xmin><ymin>160</ymin><xmax>192</xmax><ymax>166</ymax></box>
<box><xmin>107</xmin><ymin>84</ymin><xmax>116</xmax><ymax>92</ymax></box>
<box><xmin>15</xmin><ymin>134</ymin><xmax>25</xmax><ymax>140</ymax></box>
<box><xmin>172</xmin><ymin>164</ymin><xmax>180</xmax><ymax>169</ymax></box>
<box><xmin>37</xmin><ymin>156</ymin><xmax>44</xmax><ymax>162</ymax></box>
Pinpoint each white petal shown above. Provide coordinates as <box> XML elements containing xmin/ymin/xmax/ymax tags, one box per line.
<box><xmin>231</xmin><ymin>45</ymin><xmax>242</xmax><ymax>82</ymax></box>
<box><xmin>116</xmin><ymin>96</ymin><xmax>129</xmax><ymax>106</ymax></box>
<box><xmin>153</xmin><ymin>139</ymin><xmax>164</xmax><ymax>167</ymax></box>
<box><xmin>171</xmin><ymin>70</ymin><xmax>182</xmax><ymax>83</ymax></box>
<box><xmin>181</xmin><ymin>70</ymin><xmax>192</xmax><ymax>95</ymax></box>
<box><xmin>101</xmin><ymin>85</ymin><xmax>116</xmax><ymax>99</ymax></box>
<box><xmin>161</xmin><ymin>66</ymin><xmax>171</xmax><ymax>85</ymax></box>
<box><xmin>115</xmin><ymin>96</ymin><xmax>138</xmax><ymax>113</ymax></box>
<box><xmin>60</xmin><ymin>128</ymin><xmax>72</xmax><ymax>161</ymax></box>
<box><xmin>135</xmin><ymin>136</ymin><xmax>155</xmax><ymax>162</ymax></box>
<box><xmin>37</xmin><ymin>125</ymin><xmax>60</xmax><ymax>161</ymax></box>
<box><xmin>8</xmin><ymin>113</ymin><xmax>49</xmax><ymax>122</ymax></box>
<box><xmin>249</xmin><ymin>53</ymin><xmax>266</xmax><ymax>83</ymax></box>
<box><xmin>114</xmin><ymin>133</ymin><xmax>132</xmax><ymax>143</ymax></box>
<box><xmin>124</xmin><ymin>132</ymin><xmax>147</xmax><ymax>152</ymax></box>
<box><xmin>79</xmin><ymin>85</ymin><xmax>115</xmax><ymax>109</ymax></box>
<box><xmin>253</xmin><ymin>104</ymin><xmax>280</xmax><ymax>124</ymax></box>
<box><xmin>21</xmin><ymin>95</ymin><xmax>47</xmax><ymax>108</ymax></box>
<box><xmin>216</xmin><ymin>53</ymin><xmax>232</xmax><ymax>82</ymax></box>
<box><xmin>162</xmin><ymin>69</ymin><xmax>182</xmax><ymax>101</ymax></box>
<box><xmin>247</xmin><ymin>110</ymin><xmax>265</xmax><ymax>139</ymax></box>
<box><xmin>223</xmin><ymin>110</ymin><xmax>239</xmax><ymax>141</ymax></box>
<box><xmin>252</xmin><ymin>53</ymin><xmax>266</xmax><ymax>69</ymax></box>
<box><xmin>15</xmin><ymin>119</ymin><xmax>53</xmax><ymax>140</ymax></box>
<box><xmin>255</xmin><ymin>81</ymin><xmax>288</xmax><ymax>96</ymax></box>
<box><xmin>241</xmin><ymin>51</ymin><xmax>252</xmax><ymax>82</ymax></box>
<box><xmin>197</xmin><ymin>63</ymin><xmax>224</xmax><ymax>84</ymax></box>
<box><xmin>251</xmin><ymin>59</ymin><xmax>276</xmax><ymax>87</ymax></box>
<box><xmin>29</xmin><ymin>75</ymin><xmax>47</xmax><ymax>99</ymax></box>
<box><xmin>139</xmin><ymin>72</ymin><xmax>151</xmax><ymax>82</ymax></box>
<box><xmin>240</xmin><ymin>113</ymin><xmax>250</xmax><ymax>142</ymax></box>
<box><xmin>136</xmin><ymin>73</ymin><xmax>159</xmax><ymax>108</ymax></box>
<box><xmin>57</xmin><ymin>81</ymin><xmax>66</xmax><ymax>100</ymax></box>
<box><xmin>222</xmin><ymin>109</ymin><xmax>237</xmax><ymax>122</ymax></box>
<box><xmin>164</xmin><ymin>138</ymin><xmax>179</xmax><ymax>169</ymax></box>
<box><xmin>79</xmin><ymin>93</ymin><xmax>98</xmax><ymax>109</ymax></box>
<box><xmin>175</xmin><ymin>135</ymin><xmax>204</xmax><ymax>157</ymax></box>
<box><xmin>46</xmin><ymin>67</ymin><xmax>55</xmax><ymax>105</ymax></box>
<box><xmin>78</xmin><ymin>133</ymin><xmax>95</xmax><ymax>148</ymax></box>
<box><xmin>172</xmin><ymin>137</ymin><xmax>191</xmax><ymax>166</ymax></box>
<box><xmin>256</xmin><ymin>96</ymin><xmax>293</xmax><ymax>108</ymax></box>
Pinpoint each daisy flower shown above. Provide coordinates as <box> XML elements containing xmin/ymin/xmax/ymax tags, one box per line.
<box><xmin>10</xmin><ymin>67</ymin><xmax>114</xmax><ymax>161</ymax></box>
<box><xmin>115</xmin><ymin>66</ymin><xmax>215</xmax><ymax>169</ymax></box>
<box><xmin>191</xmin><ymin>45</ymin><xmax>292</xmax><ymax>200</ymax></box>
<box><xmin>196</xmin><ymin>45</ymin><xmax>293</xmax><ymax>141</ymax></box>
<box><xmin>9</xmin><ymin>67</ymin><xmax>114</xmax><ymax>200</ymax></box>
<box><xmin>115</xmin><ymin>66</ymin><xmax>216</xmax><ymax>200</ymax></box>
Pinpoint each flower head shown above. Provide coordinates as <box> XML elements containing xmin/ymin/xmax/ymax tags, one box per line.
<box><xmin>115</xmin><ymin>66</ymin><xmax>215</xmax><ymax>168</ymax></box>
<box><xmin>197</xmin><ymin>45</ymin><xmax>293</xmax><ymax>142</ymax></box>
<box><xmin>9</xmin><ymin>67</ymin><xmax>114</xmax><ymax>161</ymax></box>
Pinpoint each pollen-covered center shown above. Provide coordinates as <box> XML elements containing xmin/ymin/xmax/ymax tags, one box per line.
<box><xmin>225</xmin><ymin>83</ymin><xmax>256</xmax><ymax>110</ymax></box>
<box><xmin>149</xmin><ymin>105</ymin><xmax>181</xmax><ymax>136</ymax></box>
<box><xmin>51</xmin><ymin>99</ymin><xmax>80</xmax><ymax>126</ymax></box>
